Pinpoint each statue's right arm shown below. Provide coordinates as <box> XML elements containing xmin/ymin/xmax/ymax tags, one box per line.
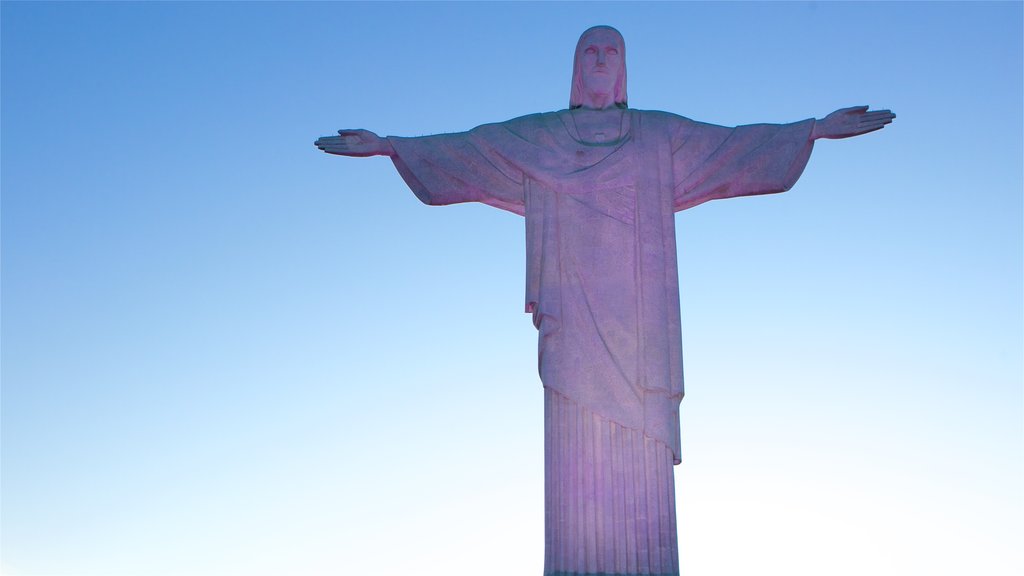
<box><xmin>314</xmin><ymin>129</ymin><xmax>395</xmax><ymax>157</ymax></box>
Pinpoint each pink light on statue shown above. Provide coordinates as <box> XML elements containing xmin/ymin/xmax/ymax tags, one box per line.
<box><xmin>315</xmin><ymin>25</ymin><xmax>894</xmax><ymax>576</ymax></box>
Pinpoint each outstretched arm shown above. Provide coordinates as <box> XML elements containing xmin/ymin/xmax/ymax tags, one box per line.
<box><xmin>315</xmin><ymin>122</ymin><xmax>528</xmax><ymax>215</ymax></box>
<box><xmin>811</xmin><ymin>106</ymin><xmax>896</xmax><ymax>140</ymax></box>
<box><xmin>315</xmin><ymin>129</ymin><xmax>395</xmax><ymax>157</ymax></box>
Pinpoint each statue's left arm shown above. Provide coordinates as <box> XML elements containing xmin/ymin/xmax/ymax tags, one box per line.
<box><xmin>315</xmin><ymin>124</ymin><xmax>529</xmax><ymax>216</ymax></box>
<box><xmin>387</xmin><ymin>123</ymin><xmax>528</xmax><ymax>216</ymax></box>
<box><xmin>671</xmin><ymin>106</ymin><xmax>894</xmax><ymax>211</ymax></box>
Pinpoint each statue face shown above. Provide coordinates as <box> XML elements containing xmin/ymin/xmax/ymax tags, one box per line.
<box><xmin>569</xmin><ymin>25</ymin><xmax>627</xmax><ymax>109</ymax></box>
<box><xmin>578</xmin><ymin>28</ymin><xmax>623</xmax><ymax>94</ymax></box>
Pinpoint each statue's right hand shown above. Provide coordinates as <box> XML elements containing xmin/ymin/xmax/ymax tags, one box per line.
<box><xmin>314</xmin><ymin>129</ymin><xmax>394</xmax><ymax>157</ymax></box>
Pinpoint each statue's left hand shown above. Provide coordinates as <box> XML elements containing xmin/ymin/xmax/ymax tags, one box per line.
<box><xmin>314</xmin><ymin>129</ymin><xmax>395</xmax><ymax>157</ymax></box>
<box><xmin>812</xmin><ymin>106</ymin><xmax>895</xmax><ymax>140</ymax></box>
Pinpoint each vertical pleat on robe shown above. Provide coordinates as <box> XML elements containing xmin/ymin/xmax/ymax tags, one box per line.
<box><xmin>545</xmin><ymin>388</ymin><xmax>679</xmax><ymax>576</ymax></box>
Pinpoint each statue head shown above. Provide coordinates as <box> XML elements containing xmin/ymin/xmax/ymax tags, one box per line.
<box><xmin>570</xmin><ymin>25</ymin><xmax>627</xmax><ymax>109</ymax></box>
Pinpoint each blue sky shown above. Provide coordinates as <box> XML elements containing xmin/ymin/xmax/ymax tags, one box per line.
<box><xmin>2</xmin><ymin>2</ymin><xmax>1021</xmax><ymax>575</ymax></box>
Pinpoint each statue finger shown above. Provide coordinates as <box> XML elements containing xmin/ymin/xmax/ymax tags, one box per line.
<box><xmin>861</xmin><ymin>116</ymin><xmax>893</xmax><ymax>127</ymax></box>
<box><xmin>857</xmin><ymin>119</ymin><xmax>886</xmax><ymax>129</ymax></box>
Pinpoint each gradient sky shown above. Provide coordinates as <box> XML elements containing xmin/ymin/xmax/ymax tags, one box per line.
<box><xmin>2</xmin><ymin>2</ymin><xmax>1021</xmax><ymax>575</ymax></box>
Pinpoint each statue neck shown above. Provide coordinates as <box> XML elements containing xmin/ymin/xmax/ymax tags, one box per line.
<box><xmin>567</xmin><ymin>107</ymin><xmax>628</xmax><ymax>144</ymax></box>
<box><xmin>580</xmin><ymin>90</ymin><xmax>616</xmax><ymax>110</ymax></box>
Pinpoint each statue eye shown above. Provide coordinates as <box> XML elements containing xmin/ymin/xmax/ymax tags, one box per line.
<box><xmin>585</xmin><ymin>47</ymin><xmax>597</xmax><ymax>54</ymax></box>
<box><xmin>607</xmin><ymin>48</ymin><xmax>619</xmax><ymax>55</ymax></box>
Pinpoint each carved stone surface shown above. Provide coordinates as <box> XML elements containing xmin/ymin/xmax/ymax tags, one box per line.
<box><xmin>315</xmin><ymin>25</ymin><xmax>893</xmax><ymax>576</ymax></box>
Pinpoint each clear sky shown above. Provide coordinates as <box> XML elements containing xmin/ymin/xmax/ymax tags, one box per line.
<box><xmin>2</xmin><ymin>2</ymin><xmax>1021</xmax><ymax>575</ymax></box>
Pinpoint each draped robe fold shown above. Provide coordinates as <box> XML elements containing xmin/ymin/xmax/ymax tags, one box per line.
<box><xmin>388</xmin><ymin>109</ymin><xmax>814</xmax><ymax>574</ymax></box>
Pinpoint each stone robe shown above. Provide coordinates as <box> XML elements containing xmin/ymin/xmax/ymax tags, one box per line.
<box><xmin>389</xmin><ymin>109</ymin><xmax>814</xmax><ymax>463</ymax></box>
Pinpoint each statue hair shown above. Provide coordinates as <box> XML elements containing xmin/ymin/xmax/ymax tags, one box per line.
<box><xmin>570</xmin><ymin>25</ymin><xmax>628</xmax><ymax>109</ymax></box>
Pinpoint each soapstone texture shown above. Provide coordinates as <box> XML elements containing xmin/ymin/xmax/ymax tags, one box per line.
<box><xmin>315</xmin><ymin>25</ymin><xmax>893</xmax><ymax>576</ymax></box>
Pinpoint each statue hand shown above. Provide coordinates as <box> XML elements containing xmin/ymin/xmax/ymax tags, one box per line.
<box><xmin>314</xmin><ymin>129</ymin><xmax>394</xmax><ymax>157</ymax></box>
<box><xmin>812</xmin><ymin>106</ymin><xmax>895</xmax><ymax>140</ymax></box>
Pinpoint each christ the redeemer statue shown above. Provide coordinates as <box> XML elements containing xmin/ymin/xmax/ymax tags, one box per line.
<box><xmin>316</xmin><ymin>25</ymin><xmax>894</xmax><ymax>576</ymax></box>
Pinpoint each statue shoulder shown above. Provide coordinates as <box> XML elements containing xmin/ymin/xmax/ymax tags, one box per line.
<box><xmin>462</xmin><ymin>111</ymin><xmax>567</xmax><ymax>144</ymax></box>
<box><xmin>501</xmin><ymin>110</ymin><xmax>565</xmax><ymax>127</ymax></box>
<box><xmin>467</xmin><ymin>110</ymin><xmax>562</xmax><ymax>135</ymax></box>
<box><xmin>630</xmin><ymin>108</ymin><xmax>695</xmax><ymax>127</ymax></box>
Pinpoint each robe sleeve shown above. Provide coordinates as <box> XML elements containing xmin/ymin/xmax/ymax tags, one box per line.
<box><xmin>671</xmin><ymin>117</ymin><xmax>815</xmax><ymax>211</ymax></box>
<box><xmin>388</xmin><ymin>122</ymin><xmax>527</xmax><ymax>216</ymax></box>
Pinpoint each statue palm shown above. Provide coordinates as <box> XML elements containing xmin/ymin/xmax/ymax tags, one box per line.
<box><xmin>315</xmin><ymin>129</ymin><xmax>392</xmax><ymax>157</ymax></box>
